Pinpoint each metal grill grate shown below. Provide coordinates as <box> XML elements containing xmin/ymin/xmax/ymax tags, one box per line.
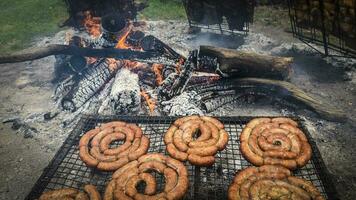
<box><xmin>26</xmin><ymin>115</ymin><xmax>337</xmax><ymax>200</ymax></box>
<box><xmin>182</xmin><ymin>0</ymin><xmax>252</xmax><ymax>34</ymax></box>
<box><xmin>288</xmin><ymin>0</ymin><xmax>356</xmax><ymax>58</ymax></box>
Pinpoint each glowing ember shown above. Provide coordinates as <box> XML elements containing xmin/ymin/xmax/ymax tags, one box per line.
<box><xmin>107</xmin><ymin>58</ymin><xmax>120</xmax><ymax>72</ymax></box>
<box><xmin>82</xmin><ymin>11</ymin><xmax>101</xmax><ymax>37</ymax></box>
<box><xmin>87</xmin><ymin>57</ymin><xmax>98</xmax><ymax>65</ymax></box>
<box><xmin>152</xmin><ymin>63</ymin><xmax>164</xmax><ymax>85</ymax></box>
<box><xmin>175</xmin><ymin>57</ymin><xmax>185</xmax><ymax>74</ymax></box>
<box><xmin>141</xmin><ymin>90</ymin><xmax>156</xmax><ymax>113</ymax></box>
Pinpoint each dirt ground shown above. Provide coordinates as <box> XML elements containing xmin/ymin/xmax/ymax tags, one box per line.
<box><xmin>0</xmin><ymin>21</ymin><xmax>355</xmax><ymax>200</ymax></box>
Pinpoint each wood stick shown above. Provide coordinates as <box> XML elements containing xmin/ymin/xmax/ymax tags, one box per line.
<box><xmin>0</xmin><ymin>44</ymin><xmax>160</xmax><ymax>64</ymax></box>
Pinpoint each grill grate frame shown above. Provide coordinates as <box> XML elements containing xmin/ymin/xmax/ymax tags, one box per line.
<box><xmin>287</xmin><ymin>0</ymin><xmax>356</xmax><ymax>58</ymax></box>
<box><xmin>25</xmin><ymin>115</ymin><xmax>338</xmax><ymax>200</ymax></box>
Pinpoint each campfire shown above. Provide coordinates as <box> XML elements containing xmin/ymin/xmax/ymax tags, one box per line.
<box><xmin>53</xmin><ymin>12</ymin><xmax>226</xmax><ymax>117</ymax></box>
<box><xmin>0</xmin><ymin>12</ymin><xmax>345</xmax><ymax>123</ymax></box>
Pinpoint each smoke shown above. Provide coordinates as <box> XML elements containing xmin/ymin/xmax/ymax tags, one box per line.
<box><xmin>188</xmin><ymin>32</ymin><xmax>245</xmax><ymax>50</ymax></box>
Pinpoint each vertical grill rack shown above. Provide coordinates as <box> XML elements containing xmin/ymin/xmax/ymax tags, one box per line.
<box><xmin>288</xmin><ymin>0</ymin><xmax>356</xmax><ymax>58</ymax></box>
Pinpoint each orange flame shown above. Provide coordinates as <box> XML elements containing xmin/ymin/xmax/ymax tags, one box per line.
<box><xmin>82</xmin><ymin>11</ymin><xmax>101</xmax><ymax>37</ymax></box>
<box><xmin>115</xmin><ymin>26</ymin><xmax>132</xmax><ymax>49</ymax></box>
<box><xmin>141</xmin><ymin>90</ymin><xmax>156</xmax><ymax>113</ymax></box>
<box><xmin>152</xmin><ymin>64</ymin><xmax>164</xmax><ymax>85</ymax></box>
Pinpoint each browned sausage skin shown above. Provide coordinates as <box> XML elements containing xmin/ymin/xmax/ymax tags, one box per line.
<box><xmin>39</xmin><ymin>185</ymin><xmax>101</xmax><ymax>200</ymax></box>
<box><xmin>228</xmin><ymin>165</ymin><xmax>325</xmax><ymax>200</ymax></box>
<box><xmin>84</xmin><ymin>185</ymin><xmax>102</xmax><ymax>200</ymax></box>
<box><xmin>104</xmin><ymin>153</ymin><xmax>189</xmax><ymax>200</ymax></box>
<box><xmin>165</xmin><ymin>116</ymin><xmax>229</xmax><ymax>166</ymax></box>
<box><xmin>240</xmin><ymin>117</ymin><xmax>312</xmax><ymax>169</ymax></box>
<box><xmin>79</xmin><ymin>121</ymin><xmax>149</xmax><ymax>171</ymax></box>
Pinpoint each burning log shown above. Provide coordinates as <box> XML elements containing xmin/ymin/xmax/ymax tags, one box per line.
<box><xmin>158</xmin><ymin>50</ymin><xmax>197</xmax><ymax>100</ymax></box>
<box><xmin>61</xmin><ymin>59</ymin><xmax>117</xmax><ymax>111</ymax></box>
<box><xmin>198</xmin><ymin>45</ymin><xmax>293</xmax><ymax>80</ymax></box>
<box><xmin>109</xmin><ymin>68</ymin><xmax>141</xmax><ymax>114</ymax></box>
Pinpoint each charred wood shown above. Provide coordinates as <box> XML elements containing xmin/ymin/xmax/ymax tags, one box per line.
<box><xmin>198</xmin><ymin>45</ymin><xmax>293</xmax><ymax>80</ymax></box>
<box><xmin>158</xmin><ymin>50</ymin><xmax>197</xmax><ymax>100</ymax></box>
<box><xmin>140</xmin><ymin>35</ymin><xmax>185</xmax><ymax>61</ymax></box>
<box><xmin>202</xmin><ymin>94</ymin><xmax>240</xmax><ymax>112</ymax></box>
<box><xmin>109</xmin><ymin>68</ymin><xmax>141</xmax><ymax>114</ymax></box>
<box><xmin>61</xmin><ymin>59</ymin><xmax>116</xmax><ymax>111</ymax></box>
<box><xmin>0</xmin><ymin>44</ymin><xmax>161</xmax><ymax>64</ymax></box>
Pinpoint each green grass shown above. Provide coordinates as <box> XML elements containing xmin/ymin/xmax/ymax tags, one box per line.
<box><xmin>0</xmin><ymin>0</ymin><xmax>68</xmax><ymax>54</ymax></box>
<box><xmin>138</xmin><ymin>0</ymin><xmax>186</xmax><ymax>21</ymax></box>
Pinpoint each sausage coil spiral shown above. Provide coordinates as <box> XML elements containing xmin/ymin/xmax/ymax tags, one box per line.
<box><xmin>79</xmin><ymin>121</ymin><xmax>150</xmax><ymax>171</ymax></box>
<box><xmin>103</xmin><ymin>153</ymin><xmax>189</xmax><ymax>200</ymax></box>
<box><xmin>164</xmin><ymin>116</ymin><xmax>229</xmax><ymax>166</ymax></box>
<box><xmin>240</xmin><ymin>117</ymin><xmax>312</xmax><ymax>169</ymax></box>
<box><xmin>39</xmin><ymin>184</ymin><xmax>101</xmax><ymax>200</ymax></box>
<box><xmin>228</xmin><ymin>165</ymin><xmax>325</xmax><ymax>200</ymax></box>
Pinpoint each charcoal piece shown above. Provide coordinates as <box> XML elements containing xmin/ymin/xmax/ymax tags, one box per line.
<box><xmin>109</xmin><ymin>68</ymin><xmax>141</xmax><ymax>114</ymax></box>
<box><xmin>68</xmin><ymin>56</ymin><xmax>87</xmax><ymax>74</ymax></box>
<box><xmin>61</xmin><ymin>59</ymin><xmax>114</xmax><ymax>111</ymax></box>
<box><xmin>140</xmin><ymin>35</ymin><xmax>183</xmax><ymax>60</ymax></box>
<box><xmin>162</xmin><ymin>66</ymin><xmax>177</xmax><ymax>79</ymax></box>
<box><xmin>202</xmin><ymin>94</ymin><xmax>240</xmax><ymax>112</ymax></box>
<box><xmin>127</xmin><ymin>31</ymin><xmax>145</xmax><ymax>47</ymax></box>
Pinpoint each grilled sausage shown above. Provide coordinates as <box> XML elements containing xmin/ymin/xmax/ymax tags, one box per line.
<box><xmin>240</xmin><ymin>117</ymin><xmax>312</xmax><ymax>169</ymax></box>
<box><xmin>165</xmin><ymin>116</ymin><xmax>229</xmax><ymax>166</ymax></box>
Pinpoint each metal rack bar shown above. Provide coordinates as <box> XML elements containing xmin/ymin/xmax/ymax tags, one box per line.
<box><xmin>288</xmin><ymin>0</ymin><xmax>356</xmax><ymax>58</ymax></box>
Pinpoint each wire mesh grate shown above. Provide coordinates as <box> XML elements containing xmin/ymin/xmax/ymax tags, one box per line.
<box><xmin>288</xmin><ymin>0</ymin><xmax>356</xmax><ymax>58</ymax></box>
<box><xmin>182</xmin><ymin>0</ymin><xmax>252</xmax><ymax>34</ymax></box>
<box><xmin>26</xmin><ymin>115</ymin><xmax>337</xmax><ymax>200</ymax></box>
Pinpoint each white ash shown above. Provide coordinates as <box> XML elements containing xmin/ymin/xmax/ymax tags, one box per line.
<box><xmin>109</xmin><ymin>68</ymin><xmax>141</xmax><ymax>114</ymax></box>
<box><xmin>143</xmin><ymin>20</ymin><xmax>192</xmax><ymax>56</ymax></box>
<box><xmin>161</xmin><ymin>91</ymin><xmax>204</xmax><ymax>116</ymax></box>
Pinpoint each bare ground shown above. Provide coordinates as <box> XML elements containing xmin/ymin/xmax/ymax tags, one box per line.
<box><xmin>0</xmin><ymin>21</ymin><xmax>355</xmax><ymax>199</ymax></box>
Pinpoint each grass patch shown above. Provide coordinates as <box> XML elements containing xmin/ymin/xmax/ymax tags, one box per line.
<box><xmin>254</xmin><ymin>6</ymin><xmax>290</xmax><ymax>29</ymax></box>
<box><xmin>0</xmin><ymin>0</ymin><xmax>68</xmax><ymax>54</ymax></box>
<box><xmin>138</xmin><ymin>0</ymin><xmax>187</xmax><ymax>21</ymax></box>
